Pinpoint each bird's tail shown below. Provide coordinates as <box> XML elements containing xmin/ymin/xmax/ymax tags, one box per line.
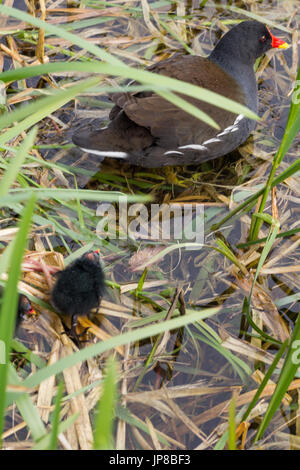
<box><xmin>72</xmin><ymin>111</ymin><xmax>153</xmax><ymax>159</ymax></box>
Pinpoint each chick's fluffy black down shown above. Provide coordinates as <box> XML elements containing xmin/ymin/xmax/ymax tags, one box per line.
<box><xmin>51</xmin><ymin>256</ymin><xmax>105</xmax><ymax>316</ymax></box>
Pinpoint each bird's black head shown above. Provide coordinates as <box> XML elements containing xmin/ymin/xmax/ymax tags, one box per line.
<box><xmin>18</xmin><ymin>295</ymin><xmax>36</xmax><ymax>319</ymax></box>
<box><xmin>210</xmin><ymin>20</ymin><xmax>289</xmax><ymax>65</ymax></box>
<box><xmin>82</xmin><ymin>250</ymin><xmax>100</xmax><ymax>264</ymax></box>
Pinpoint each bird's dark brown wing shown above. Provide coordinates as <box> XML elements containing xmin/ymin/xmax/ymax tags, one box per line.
<box><xmin>110</xmin><ymin>55</ymin><xmax>246</xmax><ymax>147</ymax></box>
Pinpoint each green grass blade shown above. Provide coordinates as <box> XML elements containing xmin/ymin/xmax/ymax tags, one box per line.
<box><xmin>244</xmin><ymin>212</ymin><xmax>282</xmax><ymax>343</ymax></box>
<box><xmin>48</xmin><ymin>381</ymin><xmax>65</xmax><ymax>450</ymax></box>
<box><xmin>93</xmin><ymin>356</ymin><xmax>117</xmax><ymax>450</ymax></box>
<box><xmin>10</xmin><ymin>339</ymin><xmax>46</xmax><ymax>369</ymax></box>
<box><xmin>242</xmin><ymin>340</ymin><xmax>288</xmax><ymax>424</ymax></box>
<box><xmin>156</xmin><ymin>89</ymin><xmax>219</xmax><ymax>128</ymax></box>
<box><xmin>210</xmin><ymin>156</ymin><xmax>300</xmax><ymax>233</ymax></box>
<box><xmin>215</xmin><ymin>237</ymin><xmax>248</xmax><ymax>274</ymax></box>
<box><xmin>22</xmin><ymin>307</ymin><xmax>220</xmax><ymax>390</ymax></box>
<box><xmin>0</xmin><ymin>5</ymin><xmax>123</xmax><ymax>66</ymax></box>
<box><xmin>249</xmin><ymin>213</ymin><xmax>280</xmax><ymax>299</ymax></box>
<box><xmin>0</xmin><ymin>62</ymin><xmax>259</xmax><ymax>122</ymax></box>
<box><xmin>136</xmin><ymin>268</ymin><xmax>148</xmax><ymax>295</ymax></box>
<box><xmin>0</xmin><ymin>194</ymin><xmax>36</xmax><ymax>446</ymax></box>
<box><xmin>0</xmin><ymin>189</ymin><xmax>150</xmax><ymax>208</ymax></box>
<box><xmin>228</xmin><ymin>393</ymin><xmax>236</xmax><ymax>450</ymax></box>
<box><xmin>0</xmin><ymin>127</ymin><xmax>37</xmax><ymax>196</ymax></box>
<box><xmin>32</xmin><ymin>413</ymin><xmax>79</xmax><ymax>450</ymax></box>
<box><xmin>250</xmin><ymin>65</ymin><xmax>300</xmax><ymax>241</ymax></box>
<box><xmin>226</xmin><ymin>6</ymin><xmax>291</xmax><ymax>32</ymax></box>
<box><xmin>8</xmin><ymin>366</ymin><xmax>46</xmax><ymax>442</ymax></box>
<box><xmin>255</xmin><ymin>314</ymin><xmax>300</xmax><ymax>442</ymax></box>
<box><xmin>0</xmin><ymin>78</ymin><xmax>101</xmax><ymax>146</ymax></box>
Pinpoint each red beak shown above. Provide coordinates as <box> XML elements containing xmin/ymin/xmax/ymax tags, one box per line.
<box><xmin>267</xmin><ymin>27</ymin><xmax>289</xmax><ymax>49</ymax></box>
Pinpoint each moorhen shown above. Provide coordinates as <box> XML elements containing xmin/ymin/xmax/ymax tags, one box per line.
<box><xmin>51</xmin><ymin>250</ymin><xmax>105</xmax><ymax>339</ymax></box>
<box><xmin>72</xmin><ymin>20</ymin><xmax>289</xmax><ymax>168</ymax></box>
<box><xmin>0</xmin><ymin>286</ymin><xmax>36</xmax><ymax>331</ymax></box>
<box><xmin>17</xmin><ymin>295</ymin><xmax>36</xmax><ymax>327</ymax></box>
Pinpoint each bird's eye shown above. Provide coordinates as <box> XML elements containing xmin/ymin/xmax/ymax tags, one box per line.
<box><xmin>260</xmin><ymin>35</ymin><xmax>266</xmax><ymax>43</ymax></box>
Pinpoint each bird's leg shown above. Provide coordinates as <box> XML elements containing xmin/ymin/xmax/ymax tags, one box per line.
<box><xmin>67</xmin><ymin>314</ymin><xmax>90</xmax><ymax>345</ymax></box>
<box><xmin>70</xmin><ymin>313</ymin><xmax>78</xmax><ymax>338</ymax></box>
<box><xmin>65</xmin><ymin>296</ymin><xmax>103</xmax><ymax>344</ymax></box>
<box><xmin>96</xmin><ymin>296</ymin><xmax>102</xmax><ymax>315</ymax></box>
<box><xmin>62</xmin><ymin>313</ymin><xmax>81</xmax><ymax>345</ymax></box>
<box><xmin>64</xmin><ymin>314</ymin><xmax>86</xmax><ymax>345</ymax></box>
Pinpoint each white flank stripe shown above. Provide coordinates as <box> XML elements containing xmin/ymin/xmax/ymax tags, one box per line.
<box><xmin>164</xmin><ymin>150</ymin><xmax>184</xmax><ymax>155</ymax></box>
<box><xmin>218</xmin><ymin>125</ymin><xmax>240</xmax><ymax>137</ymax></box>
<box><xmin>217</xmin><ymin>115</ymin><xmax>244</xmax><ymax>137</ymax></box>
<box><xmin>202</xmin><ymin>137</ymin><xmax>221</xmax><ymax>145</ymax></box>
<box><xmin>80</xmin><ymin>148</ymin><xmax>128</xmax><ymax>158</ymax></box>
<box><xmin>217</xmin><ymin>129</ymin><xmax>231</xmax><ymax>137</ymax></box>
<box><xmin>178</xmin><ymin>144</ymin><xmax>207</xmax><ymax>151</ymax></box>
<box><xmin>234</xmin><ymin>114</ymin><xmax>244</xmax><ymax>125</ymax></box>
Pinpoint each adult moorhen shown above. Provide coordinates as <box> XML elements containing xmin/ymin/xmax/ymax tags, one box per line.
<box><xmin>51</xmin><ymin>250</ymin><xmax>105</xmax><ymax>339</ymax></box>
<box><xmin>72</xmin><ymin>20</ymin><xmax>289</xmax><ymax>168</ymax></box>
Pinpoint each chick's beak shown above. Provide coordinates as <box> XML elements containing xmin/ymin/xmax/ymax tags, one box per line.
<box><xmin>28</xmin><ymin>307</ymin><xmax>37</xmax><ymax>316</ymax></box>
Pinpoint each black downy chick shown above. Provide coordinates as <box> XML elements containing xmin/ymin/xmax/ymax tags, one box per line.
<box><xmin>0</xmin><ymin>286</ymin><xmax>36</xmax><ymax>332</ymax></box>
<box><xmin>51</xmin><ymin>251</ymin><xmax>105</xmax><ymax>340</ymax></box>
<box><xmin>17</xmin><ymin>295</ymin><xmax>36</xmax><ymax>330</ymax></box>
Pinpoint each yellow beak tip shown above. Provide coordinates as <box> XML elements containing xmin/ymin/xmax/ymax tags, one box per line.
<box><xmin>278</xmin><ymin>42</ymin><xmax>290</xmax><ymax>50</ymax></box>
